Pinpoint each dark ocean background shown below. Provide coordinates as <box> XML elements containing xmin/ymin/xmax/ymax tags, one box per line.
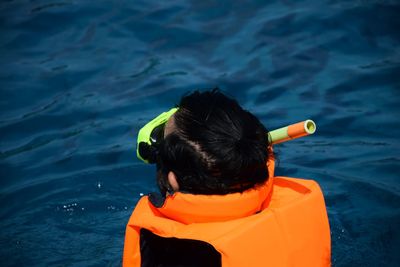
<box><xmin>1</xmin><ymin>0</ymin><xmax>399</xmax><ymax>266</ymax></box>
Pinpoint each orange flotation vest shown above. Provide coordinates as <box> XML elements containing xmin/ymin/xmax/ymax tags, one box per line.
<box><xmin>123</xmin><ymin>160</ymin><xmax>331</xmax><ymax>266</ymax></box>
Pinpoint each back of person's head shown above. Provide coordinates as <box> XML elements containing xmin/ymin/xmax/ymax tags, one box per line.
<box><xmin>157</xmin><ymin>89</ymin><xmax>272</xmax><ymax>195</ymax></box>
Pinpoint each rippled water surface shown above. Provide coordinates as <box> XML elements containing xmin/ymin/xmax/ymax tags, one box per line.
<box><xmin>1</xmin><ymin>0</ymin><xmax>399</xmax><ymax>266</ymax></box>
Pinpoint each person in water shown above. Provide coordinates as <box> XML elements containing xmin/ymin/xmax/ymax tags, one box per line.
<box><xmin>123</xmin><ymin>89</ymin><xmax>331</xmax><ymax>267</ymax></box>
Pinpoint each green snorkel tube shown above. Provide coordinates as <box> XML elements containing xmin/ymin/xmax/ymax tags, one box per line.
<box><xmin>136</xmin><ymin>108</ymin><xmax>317</xmax><ymax>163</ymax></box>
<box><xmin>268</xmin><ymin>120</ymin><xmax>316</xmax><ymax>145</ymax></box>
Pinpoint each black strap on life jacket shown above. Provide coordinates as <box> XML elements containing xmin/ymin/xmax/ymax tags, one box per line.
<box><xmin>140</xmin><ymin>228</ymin><xmax>221</xmax><ymax>267</ymax></box>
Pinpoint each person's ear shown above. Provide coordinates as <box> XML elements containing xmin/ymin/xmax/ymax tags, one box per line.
<box><xmin>167</xmin><ymin>171</ymin><xmax>179</xmax><ymax>192</ymax></box>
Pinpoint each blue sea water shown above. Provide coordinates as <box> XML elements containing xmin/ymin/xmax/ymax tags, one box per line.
<box><xmin>0</xmin><ymin>0</ymin><xmax>399</xmax><ymax>266</ymax></box>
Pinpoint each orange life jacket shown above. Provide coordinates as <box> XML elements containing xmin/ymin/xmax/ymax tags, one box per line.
<box><xmin>123</xmin><ymin>160</ymin><xmax>331</xmax><ymax>266</ymax></box>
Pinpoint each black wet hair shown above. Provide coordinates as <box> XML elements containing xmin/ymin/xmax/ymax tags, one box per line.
<box><xmin>157</xmin><ymin>88</ymin><xmax>272</xmax><ymax>195</ymax></box>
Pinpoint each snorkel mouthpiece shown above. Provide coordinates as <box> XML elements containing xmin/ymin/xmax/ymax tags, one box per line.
<box><xmin>137</xmin><ymin>108</ymin><xmax>178</xmax><ymax>163</ymax></box>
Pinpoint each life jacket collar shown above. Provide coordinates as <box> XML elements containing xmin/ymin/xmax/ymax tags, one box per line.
<box><xmin>156</xmin><ymin>175</ymin><xmax>274</xmax><ymax>224</ymax></box>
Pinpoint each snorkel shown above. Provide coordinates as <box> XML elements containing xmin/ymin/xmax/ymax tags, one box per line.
<box><xmin>268</xmin><ymin>120</ymin><xmax>316</xmax><ymax>145</ymax></box>
<box><xmin>136</xmin><ymin>108</ymin><xmax>317</xmax><ymax>163</ymax></box>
